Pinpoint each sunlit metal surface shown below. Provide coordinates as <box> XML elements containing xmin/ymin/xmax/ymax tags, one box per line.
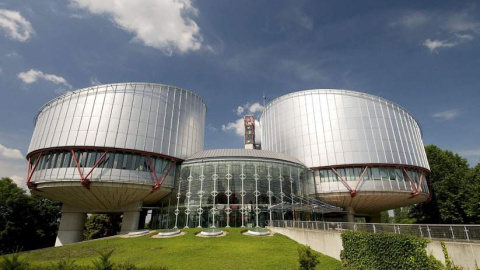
<box><xmin>26</xmin><ymin>83</ymin><xmax>206</xmax><ymax>210</ymax></box>
<box><xmin>260</xmin><ymin>89</ymin><xmax>428</xmax><ymax>169</ymax></box>
<box><xmin>260</xmin><ymin>89</ymin><xmax>430</xmax><ymax>214</ymax></box>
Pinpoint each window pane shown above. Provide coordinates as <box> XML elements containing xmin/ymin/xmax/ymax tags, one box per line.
<box><xmin>137</xmin><ymin>156</ymin><xmax>147</xmax><ymax>171</ymax></box>
<box><xmin>86</xmin><ymin>151</ymin><xmax>97</xmax><ymax>167</ymax></box>
<box><xmin>55</xmin><ymin>152</ymin><xmax>64</xmax><ymax>168</ymax></box>
<box><xmin>63</xmin><ymin>152</ymin><xmax>72</xmax><ymax>167</ymax></box>
<box><xmin>124</xmin><ymin>154</ymin><xmax>133</xmax><ymax>170</ymax></box>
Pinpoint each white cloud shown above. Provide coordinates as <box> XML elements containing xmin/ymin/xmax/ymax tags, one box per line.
<box><xmin>71</xmin><ymin>0</ymin><xmax>203</xmax><ymax>54</ymax></box>
<box><xmin>5</xmin><ymin>51</ymin><xmax>20</xmax><ymax>58</ymax></box>
<box><xmin>222</xmin><ymin>118</ymin><xmax>244</xmax><ymax>137</ymax></box>
<box><xmin>432</xmin><ymin>109</ymin><xmax>460</xmax><ymax>120</ymax></box>
<box><xmin>236</xmin><ymin>106</ymin><xmax>245</xmax><ymax>116</ymax></box>
<box><xmin>0</xmin><ymin>9</ymin><xmax>34</xmax><ymax>42</ymax></box>
<box><xmin>10</xmin><ymin>175</ymin><xmax>28</xmax><ymax>192</ymax></box>
<box><xmin>90</xmin><ymin>77</ymin><xmax>101</xmax><ymax>85</ymax></box>
<box><xmin>248</xmin><ymin>103</ymin><xmax>264</xmax><ymax>114</ymax></box>
<box><xmin>235</xmin><ymin>102</ymin><xmax>264</xmax><ymax>116</ymax></box>
<box><xmin>18</xmin><ymin>69</ymin><xmax>72</xmax><ymax>88</ymax></box>
<box><xmin>393</xmin><ymin>11</ymin><xmax>429</xmax><ymax>28</ymax></box>
<box><xmin>394</xmin><ymin>8</ymin><xmax>479</xmax><ymax>53</ymax></box>
<box><xmin>423</xmin><ymin>39</ymin><xmax>457</xmax><ymax>52</ymax></box>
<box><xmin>456</xmin><ymin>33</ymin><xmax>474</xmax><ymax>41</ymax></box>
<box><xmin>207</xmin><ymin>124</ymin><xmax>218</xmax><ymax>132</ymax></box>
<box><xmin>459</xmin><ymin>149</ymin><xmax>480</xmax><ymax>157</ymax></box>
<box><xmin>0</xmin><ymin>158</ymin><xmax>28</xmax><ymax>192</ymax></box>
<box><xmin>444</xmin><ymin>9</ymin><xmax>480</xmax><ymax>33</ymax></box>
<box><xmin>222</xmin><ymin>118</ymin><xmax>262</xmax><ymax>143</ymax></box>
<box><xmin>223</xmin><ymin>102</ymin><xmax>264</xmax><ymax>144</ymax></box>
<box><xmin>0</xmin><ymin>143</ymin><xmax>23</xmax><ymax>159</ymax></box>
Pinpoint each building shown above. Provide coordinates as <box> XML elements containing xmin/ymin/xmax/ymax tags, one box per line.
<box><xmin>25</xmin><ymin>84</ymin><xmax>430</xmax><ymax>245</ymax></box>
<box><xmin>25</xmin><ymin>82</ymin><xmax>206</xmax><ymax>245</ymax></box>
<box><xmin>260</xmin><ymin>89</ymin><xmax>430</xmax><ymax>222</ymax></box>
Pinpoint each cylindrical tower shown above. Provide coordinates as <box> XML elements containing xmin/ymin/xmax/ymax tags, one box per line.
<box><xmin>260</xmin><ymin>89</ymin><xmax>430</xmax><ymax>216</ymax></box>
<box><xmin>25</xmin><ymin>82</ymin><xmax>206</xmax><ymax>245</ymax></box>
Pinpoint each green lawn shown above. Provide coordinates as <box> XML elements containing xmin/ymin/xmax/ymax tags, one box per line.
<box><xmin>14</xmin><ymin>228</ymin><xmax>342</xmax><ymax>269</ymax></box>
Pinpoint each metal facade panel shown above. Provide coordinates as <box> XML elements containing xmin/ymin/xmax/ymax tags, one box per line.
<box><xmin>185</xmin><ymin>149</ymin><xmax>305</xmax><ymax>166</ymax></box>
<box><xmin>260</xmin><ymin>89</ymin><xmax>429</xmax><ymax>170</ymax></box>
<box><xmin>28</xmin><ymin>83</ymin><xmax>206</xmax><ymax>160</ymax></box>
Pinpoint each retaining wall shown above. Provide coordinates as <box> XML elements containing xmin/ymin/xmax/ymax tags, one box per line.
<box><xmin>268</xmin><ymin>226</ymin><xmax>480</xmax><ymax>269</ymax></box>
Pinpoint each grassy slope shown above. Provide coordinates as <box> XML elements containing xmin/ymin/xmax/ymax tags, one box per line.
<box><xmin>16</xmin><ymin>228</ymin><xmax>341</xmax><ymax>270</ymax></box>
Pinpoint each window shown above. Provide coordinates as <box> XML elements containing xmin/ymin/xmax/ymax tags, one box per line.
<box><xmin>371</xmin><ymin>168</ymin><xmax>381</xmax><ymax>180</ymax></box>
<box><xmin>388</xmin><ymin>168</ymin><xmax>396</xmax><ymax>180</ymax></box>
<box><xmin>137</xmin><ymin>156</ymin><xmax>147</xmax><ymax>171</ymax></box>
<box><xmin>48</xmin><ymin>153</ymin><xmax>57</xmax><ymax>169</ymax></box>
<box><xmin>124</xmin><ymin>154</ymin><xmax>133</xmax><ymax>170</ymax></box>
<box><xmin>63</xmin><ymin>152</ymin><xmax>72</xmax><ymax>167</ymax></box>
<box><xmin>115</xmin><ymin>153</ymin><xmax>124</xmax><ymax>169</ymax></box>
<box><xmin>55</xmin><ymin>152</ymin><xmax>64</xmax><ymax>168</ymax></box>
<box><xmin>86</xmin><ymin>152</ymin><xmax>97</xmax><ymax>167</ymax></box>
<box><xmin>106</xmin><ymin>153</ymin><xmax>114</xmax><ymax>168</ymax></box>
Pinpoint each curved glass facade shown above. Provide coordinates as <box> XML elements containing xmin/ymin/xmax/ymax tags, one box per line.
<box><xmin>28</xmin><ymin>149</ymin><xmax>176</xmax><ymax>188</ymax></box>
<box><xmin>305</xmin><ymin>166</ymin><xmax>429</xmax><ymax>196</ymax></box>
<box><xmin>151</xmin><ymin>156</ymin><xmax>308</xmax><ymax>229</ymax></box>
<box><xmin>260</xmin><ymin>89</ymin><xmax>429</xmax><ymax>170</ymax></box>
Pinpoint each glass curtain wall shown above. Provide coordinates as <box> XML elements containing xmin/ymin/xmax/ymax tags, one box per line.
<box><xmin>152</xmin><ymin>160</ymin><xmax>307</xmax><ymax>229</ymax></box>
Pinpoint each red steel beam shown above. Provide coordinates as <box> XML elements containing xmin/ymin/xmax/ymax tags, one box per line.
<box><xmin>151</xmin><ymin>161</ymin><xmax>176</xmax><ymax>193</ymax></box>
<box><xmin>330</xmin><ymin>168</ymin><xmax>354</xmax><ymax>195</ymax></box>
<box><xmin>351</xmin><ymin>166</ymin><xmax>369</xmax><ymax>197</ymax></box>
<box><xmin>26</xmin><ymin>153</ymin><xmax>43</xmax><ymax>190</ymax></box>
<box><xmin>146</xmin><ymin>156</ymin><xmax>160</xmax><ymax>188</ymax></box>
<box><xmin>402</xmin><ymin>167</ymin><xmax>420</xmax><ymax>198</ymax></box>
<box><xmin>71</xmin><ymin>150</ymin><xmax>90</xmax><ymax>189</ymax></box>
<box><xmin>83</xmin><ymin>151</ymin><xmax>108</xmax><ymax>180</ymax></box>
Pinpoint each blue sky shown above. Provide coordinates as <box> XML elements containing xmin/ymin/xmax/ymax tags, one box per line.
<box><xmin>1</xmin><ymin>0</ymin><xmax>479</xmax><ymax>189</ymax></box>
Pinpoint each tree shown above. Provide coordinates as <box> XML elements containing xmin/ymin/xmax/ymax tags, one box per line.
<box><xmin>393</xmin><ymin>207</ymin><xmax>416</xmax><ymax>224</ymax></box>
<box><xmin>465</xmin><ymin>162</ymin><xmax>480</xmax><ymax>223</ymax></box>
<box><xmin>409</xmin><ymin>145</ymin><xmax>470</xmax><ymax>224</ymax></box>
<box><xmin>84</xmin><ymin>214</ymin><xmax>121</xmax><ymax>240</ymax></box>
<box><xmin>0</xmin><ymin>178</ymin><xmax>60</xmax><ymax>254</ymax></box>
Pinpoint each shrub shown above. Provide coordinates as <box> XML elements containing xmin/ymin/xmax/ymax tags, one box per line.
<box><xmin>93</xmin><ymin>250</ymin><xmax>115</xmax><ymax>270</ymax></box>
<box><xmin>340</xmin><ymin>230</ymin><xmax>443</xmax><ymax>270</ymax></box>
<box><xmin>116</xmin><ymin>261</ymin><xmax>137</xmax><ymax>270</ymax></box>
<box><xmin>0</xmin><ymin>252</ymin><xmax>29</xmax><ymax>270</ymax></box>
<box><xmin>51</xmin><ymin>258</ymin><xmax>77</xmax><ymax>270</ymax></box>
<box><xmin>297</xmin><ymin>245</ymin><xmax>319</xmax><ymax>270</ymax></box>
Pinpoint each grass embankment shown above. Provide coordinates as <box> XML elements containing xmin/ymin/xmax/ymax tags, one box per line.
<box><xmin>14</xmin><ymin>228</ymin><xmax>341</xmax><ymax>269</ymax></box>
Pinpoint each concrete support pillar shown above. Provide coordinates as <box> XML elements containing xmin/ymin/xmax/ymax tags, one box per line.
<box><xmin>55</xmin><ymin>205</ymin><xmax>87</xmax><ymax>247</ymax></box>
<box><xmin>120</xmin><ymin>201</ymin><xmax>143</xmax><ymax>234</ymax></box>
<box><xmin>370</xmin><ymin>212</ymin><xmax>381</xmax><ymax>223</ymax></box>
<box><xmin>138</xmin><ymin>209</ymin><xmax>148</xmax><ymax>230</ymax></box>
<box><xmin>346</xmin><ymin>206</ymin><xmax>355</xmax><ymax>223</ymax></box>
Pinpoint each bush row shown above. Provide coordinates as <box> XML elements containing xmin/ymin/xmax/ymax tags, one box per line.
<box><xmin>340</xmin><ymin>230</ymin><xmax>443</xmax><ymax>270</ymax></box>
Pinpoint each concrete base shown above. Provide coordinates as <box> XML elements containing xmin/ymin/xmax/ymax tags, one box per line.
<box><xmin>269</xmin><ymin>226</ymin><xmax>480</xmax><ymax>270</ymax></box>
<box><xmin>55</xmin><ymin>205</ymin><xmax>87</xmax><ymax>247</ymax></box>
<box><xmin>268</xmin><ymin>226</ymin><xmax>343</xmax><ymax>260</ymax></box>
<box><xmin>346</xmin><ymin>206</ymin><xmax>355</xmax><ymax>223</ymax></box>
<box><xmin>120</xmin><ymin>202</ymin><xmax>143</xmax><ymax>234</ymax></box>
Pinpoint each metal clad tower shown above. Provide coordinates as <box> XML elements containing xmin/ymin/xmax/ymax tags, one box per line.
<box><xmin>244</xmin><ymin>115</ymin><xmax>255</xmax><ymax>149</ymax></box>
<box><xmin>26</xmin><ymin>83</ymin><xmax>206</xmax><ymax>245</ymax></box>
<box><xmin>260</xmin><ymin>89</ymin><xmax>430</xmax><ymax>220</ymax></box>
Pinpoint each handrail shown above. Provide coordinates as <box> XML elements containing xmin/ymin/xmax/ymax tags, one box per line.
<box><xmin>268</xmin><ymin>220</ymin><xmax>480</xmax><ymax>242</ymax></box>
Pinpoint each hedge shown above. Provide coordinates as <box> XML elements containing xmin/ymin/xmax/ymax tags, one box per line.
<box><xmin>340</xmin><ymin>230</ymin><xmax>443</xmax><ymax>270</ymax></box>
